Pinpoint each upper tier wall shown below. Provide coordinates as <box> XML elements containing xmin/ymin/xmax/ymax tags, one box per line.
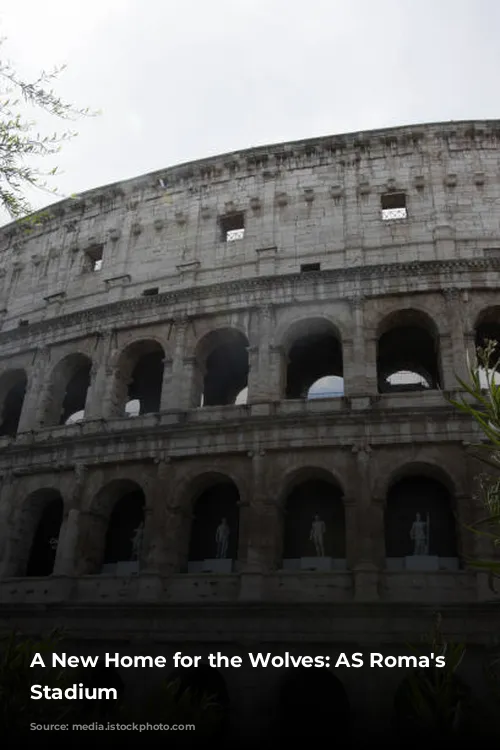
<box><xmin>1</xmin><ymin>120</ymin><xmax>500</xmax><ymax>329</ymax></box>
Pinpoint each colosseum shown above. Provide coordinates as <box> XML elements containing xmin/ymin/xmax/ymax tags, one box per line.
<box><xmin>0</xmin><ymin>119</ymin><xmax>499</xmax><ymax>742</ymax></box>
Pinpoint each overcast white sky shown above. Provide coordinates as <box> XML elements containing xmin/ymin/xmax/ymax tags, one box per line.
<box><xmin>1</xmin><ymin>0</ymin><xmax>499</xmax><ymax>225</ymax></box>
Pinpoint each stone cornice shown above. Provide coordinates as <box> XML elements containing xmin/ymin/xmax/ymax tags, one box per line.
<box><xmin>0</xmin><ymin>403</ymin><xmax>481</xmax><ymax>473</ymax></box>
<box><xmin>1</xmin><ymin>257</ymin><xmax>500</xmax><ymax>349</ymax></box>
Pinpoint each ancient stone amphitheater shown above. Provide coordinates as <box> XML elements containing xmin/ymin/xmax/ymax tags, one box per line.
<box><xmin>0</xmin><ymin>120</ymin><xmax>499</xmax><ymax>738</ymax></box>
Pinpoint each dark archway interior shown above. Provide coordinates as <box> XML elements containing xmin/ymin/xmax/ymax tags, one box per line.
<box><xmin>286</xmin><ymin>333</ymin><xmax>343</xmax><ymax>399</ymax></box>
<box><xmin>203</xmin><ymin>343</ymin><xmax>248</xmax><ymax>406</ymax></box>
<box><xmin>283</xmin><ymin>478</ymin><xmax>345</xmax><ymax>558</ymax></box>
<box><xmin>171</xmin><ymin>664</ymin><xmax>229</xmax><ymax>707</ymax></box>
<box><xmin>103</xmin><ymin>490</ymin><xmax>145</xmax><ymax>564</ymax></box>
<box><xmin>129</xmin><ymin>351</ymin><xmax>164</xmax><ymax>413</ymax></box>
<box><xmin>60</xmin><ymin>363</ymin><xmax>91</xmax><ymax>424</ymax></box>
<box><xmin>385</xmin><ymin>476</ymin><xmax>457</xmax><ymax>558</ymax></box>
<box><xmin>26</xmin><ymin>495</ymin><xmax>63</xmax><ymax>576</ymax></box>
<box><xmin>378</xmin><ymin>324</ymin><xmax>440</xmax><ymax>392</ymax></box>
<box><xmin>275</xmin><ymin>668</ymin><xmax>350</xmax><ymax>741</ymax></box>
<box><xmin>0</xmin><ymin>374</ymin><xmax>27</xmax><ymax>436</ymax></box>
<box><xmin>189</xmin><ymin>482</ymin><xmax>240</xmax><ymax>561</ymax></box>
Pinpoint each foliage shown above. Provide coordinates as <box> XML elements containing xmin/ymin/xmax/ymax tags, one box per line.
<box><xmin>123</xmin><ymin>677</ymin><xmax>226</xmax><ymax>744</ymax></box>
<box><xmin>0</xmin><ymin>629</ymin><xmax>75</xmax><ymax>737</ymax></box>
<box><xmin>449</xmin><ymin>339</ymin><xmax>500</xmax><ymax>586</ymax></box>
<box><xmin>394</xmin><ymin>614</ymin><xmax>469</xmax><ymax>740</ymax></box>
<box><xmin>0</xmin><ymin>629</ymin><xmax>224</xmax><ymax>743</ymax></box>
<box><xmin>0</xmin><ymin>36</ymin><xmax>95</xmax><ymax>221</ymax></box>
<box><xmin>64</xmin><ymin>681</ymin><xmax>226</xmax><ymax>750</ymax></box>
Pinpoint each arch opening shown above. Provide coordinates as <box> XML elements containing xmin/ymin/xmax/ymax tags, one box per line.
<box><xmin>24</xmin><ymin>491</ymin><xmax>64</xmax><ymax>577</ymax></box>
<box><xmin>187</xmin><ymin>479</ymin><xmax>240</xmax><ymax>573</ymax></box>
<box><xmin>377</xmin><ymin>311</ymin><xmax>440</xmax><ymax>393</ymax></box>
<box><xmin>284</xmin><ymin>320</ymin><xmax>343</xmax><ymax>400</ymax></box>
<box><xmin>385</xmin><ymin>475</ymin><xmax>459</xmax><ymax>571</ymax></box>
<box><xmin>112</xmin><ymin>340</ymin><xmax>165</xmax><ymax>418</ymax></box>
<box><xmin>274</xmin><ymin>667</ymin><xmax>350</xmax><ymax>741</ymax></box>
<box><xmin>0</xmin><ymin>369</ymin><xmax>27</xmax><ymax>436</ymax></box>
<box><xmin>43</xmin><ymin>354</ymin><xmax>92</xmax><ymax>427</ymax></box>
<box><xmin>101</xmin><ymin>487</ymin><xmax>146</xmax><ymax>575</ymax></box>
<box><xmin>196</xmin><ymin>329</ymin><xmax>249</xmax><ymax>407</ymax></box>
<box><xmin>282</xmin><ymin>476</ymin><xmax>346</xmax><ymax>570</ymax></box>
<box><xmin>167</xmin><ymin>664</ymin><xmax>229</xmax><ymax>739</ymax></box>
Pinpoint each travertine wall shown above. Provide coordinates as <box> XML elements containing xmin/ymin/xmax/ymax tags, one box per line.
<box><xmin>0</xmin><ymin>121</ymin><xmax>499</xmax><ymax>652</ymax></box>
<box><xmin>1</xmin><ymin>120</ymin><xmax>500</xmax><ymax>327</ymax></box>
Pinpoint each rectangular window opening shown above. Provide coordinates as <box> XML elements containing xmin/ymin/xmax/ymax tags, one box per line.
<box><xmin>381</xmin><ymin>192</ymin><xmax>407</xmax><ymax>221</ymax></box>
<box><xmin>300</xmin><ymin>262</ymin><xmax>321</xmax><ymax>273</ymax></box>
<box><xmin>85</xmin><ymin>244</ymin><xmax>104</xmax><ymax>271</ymax></box>
<box><xmin>142</xmin><ymin>287</ymin><xmax>159</xmax><ymax>296</ymax></box>
<box><xmin>220</xmin><ymin>212</ymin><xmax>245</xmax><ymax>242</ymax></box>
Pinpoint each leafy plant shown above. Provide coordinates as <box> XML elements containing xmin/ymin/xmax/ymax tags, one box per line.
<box><xmin>0</xmin><ymin>36</ymin><xmax>96</xmax><ymax>220</ymax></box>
<box><xmin>67</xmin><ymin>681</ymin><xmax>226</xmax><ymax>750</ymax></box>
<box><xmin>394</xmin><ymin>614</ymin><xmax>469</xmax><ymax>741</ymax></box>
<box><xmin>0</xmin><ymin>629</ymin><xmax>75</xmax><ymax>737</ymax></box>
<box><xmin>449</xmin><ymin>339</ymin><xmax>500</xmax><ymax>587</ymax></box>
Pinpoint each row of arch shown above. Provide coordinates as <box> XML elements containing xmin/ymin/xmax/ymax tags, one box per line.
<box><xmin>1</xmin><ymin>305</ymin><xmax>499</xmax><ymax>434</ymax></box>
<box><xmin>17</xmin><ymin>471</ymin><xmax>458</xmax><ymax>578</ymax></box>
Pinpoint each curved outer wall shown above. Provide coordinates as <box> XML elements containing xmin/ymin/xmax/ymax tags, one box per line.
<box><xmin>0</xmin><ymin>120</ymin><xmax>499</xmax><ymax>738</ymax></box>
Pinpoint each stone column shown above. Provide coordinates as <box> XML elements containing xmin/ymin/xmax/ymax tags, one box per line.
<box><xmin>142</xmin><ymin>460</ymin><xmax>187</xmax><ymax>575</ymax></box>
<box><xmin>17</xmin><ymin>347</ymin><xmax>52</xmax><ymax>432</ymax></box>
<box><xmin>343</xmin><ymin>294</ymin><xmax>377</xmax><ymax>399</ymax></box>
<box><xmin>159</xmin><ymin>357</ymin><xmax>174</xmax><ymax>412</ymax></box>
<box><xmin>351</xmin><ymin>442</ymin><xmax>380</xmax><ymax>601</ymax></box>
<box><xmin>53</xmin><ymin>464</ymin><xmax>87</xmax><ymax>576</ymax></box>
<box><xmin>101</xmin><ymin>362</ymin><xmax>129</xmax><ymax>419</ymax></box>
<box><xmin>84</xmin><ymin>333</ymin><xmax>113</xmax><ymax>420</ymax></box>
<box><xmin>442</xmin><ymin>288</ymin><xmax>468</xmax><ymax>390</ymax></box>
<box><xmin>239</xmin><ymin>451</ymin><xmax>282</xmax><ymax>600</ymax></box>
<box><xmin>247</xmin><ymin>305</ymin><xmax>279</xmax><ymax>403</ymax></box>
<box><xmin>165</xmin><ymin>318</ymin><xmax>201</xmax><ymax>410</ymax></box>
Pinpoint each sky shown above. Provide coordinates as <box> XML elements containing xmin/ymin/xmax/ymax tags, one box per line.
<box><xmin>1</xmin><ymin>0</ymin><xmax>499</xmax><ymax>225</ymax></box>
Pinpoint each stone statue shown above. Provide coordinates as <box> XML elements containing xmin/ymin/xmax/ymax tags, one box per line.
<box><xmin>410</xmin><ymin>512</ymin><xmax>429</xmax><ymax>555</ymax></box>
<box><xmin>310</xmin><ymin>514</ymin><xmax>326</xmax><ymax>557</ymax></box>
<box><xmin>215</xmin><ymin>517</ymin><xmax>230</xmax><ymax>559</ymax></box>
<box><xmin>131</xmin><ymin>522</ymin><xmax>144</xmax><ymax>561</ymax></box>
<box><xmin>49</xmin><ymin>536</ymin><xmax>59</xmax><ymax>551</ymax></box>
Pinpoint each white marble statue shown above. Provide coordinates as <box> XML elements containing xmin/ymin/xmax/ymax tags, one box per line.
<box><xmin>310</xmin><ymin>514</ymin><xmax>326</xmax><ymax>557</ymax></box>
<box><xmin>131</xmin><ymin>522</ymin><xmax>144</xmax><ymax>561</ymax></box>
<box><xmin>410</xmin><ymin>512</ymin><xmax>429</xmax><ymax>555</ymax></box>
<box><xmin>215</xmin><ymin>517</ymin><xmax>230</xmax><ymax>559</ymax></box>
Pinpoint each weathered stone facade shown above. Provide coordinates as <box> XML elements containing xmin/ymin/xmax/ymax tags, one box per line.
<box><xmin>0</xmin><ymin>120</ymin><xmax>499</xmax><ymax>739</ymax></box>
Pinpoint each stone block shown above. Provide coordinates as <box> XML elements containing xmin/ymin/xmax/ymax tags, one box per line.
<box><xmin>404</xmin><ymin>555</ymin><xmax>439</xmax><ymax>571</ymax></box>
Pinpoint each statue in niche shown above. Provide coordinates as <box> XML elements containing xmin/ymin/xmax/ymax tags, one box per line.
<box><xmin>310</xmin><ymin>514</ymin><xmax>326</xmax><ymax>557</ymax></box>
<box><xmin>410</xmin><ymin>512</ymin><xmax>430</xmax><ymax>555</ymax></box>
<box><xmin>131</xmin><ymin>522</ymin><xmax>144</xmax><ymax>561</ymax></box>
<box><xmin>215</xmin><ymin>517</ymin><xmax>230</xmax><ymax>559</ymax></box>
<box><xmin>49</xmin><ymin>537</ymin><xmax>59</xmax><ymax>552</ymax></box>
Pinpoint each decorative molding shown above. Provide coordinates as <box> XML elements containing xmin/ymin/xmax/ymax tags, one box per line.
<box><xmin>104</xmin><ymin>274</ymin><xmax>131</xmax><ymax>289</ymax></box>
<box><xmin>0</xmin><ymin>257</ymin><xmax>499</xmax><ymax>347</ymax></box>
<box><xmin>44</xmin><ymin>291</ymin><xmax>66</xmax><ymax>305</ymax></box>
